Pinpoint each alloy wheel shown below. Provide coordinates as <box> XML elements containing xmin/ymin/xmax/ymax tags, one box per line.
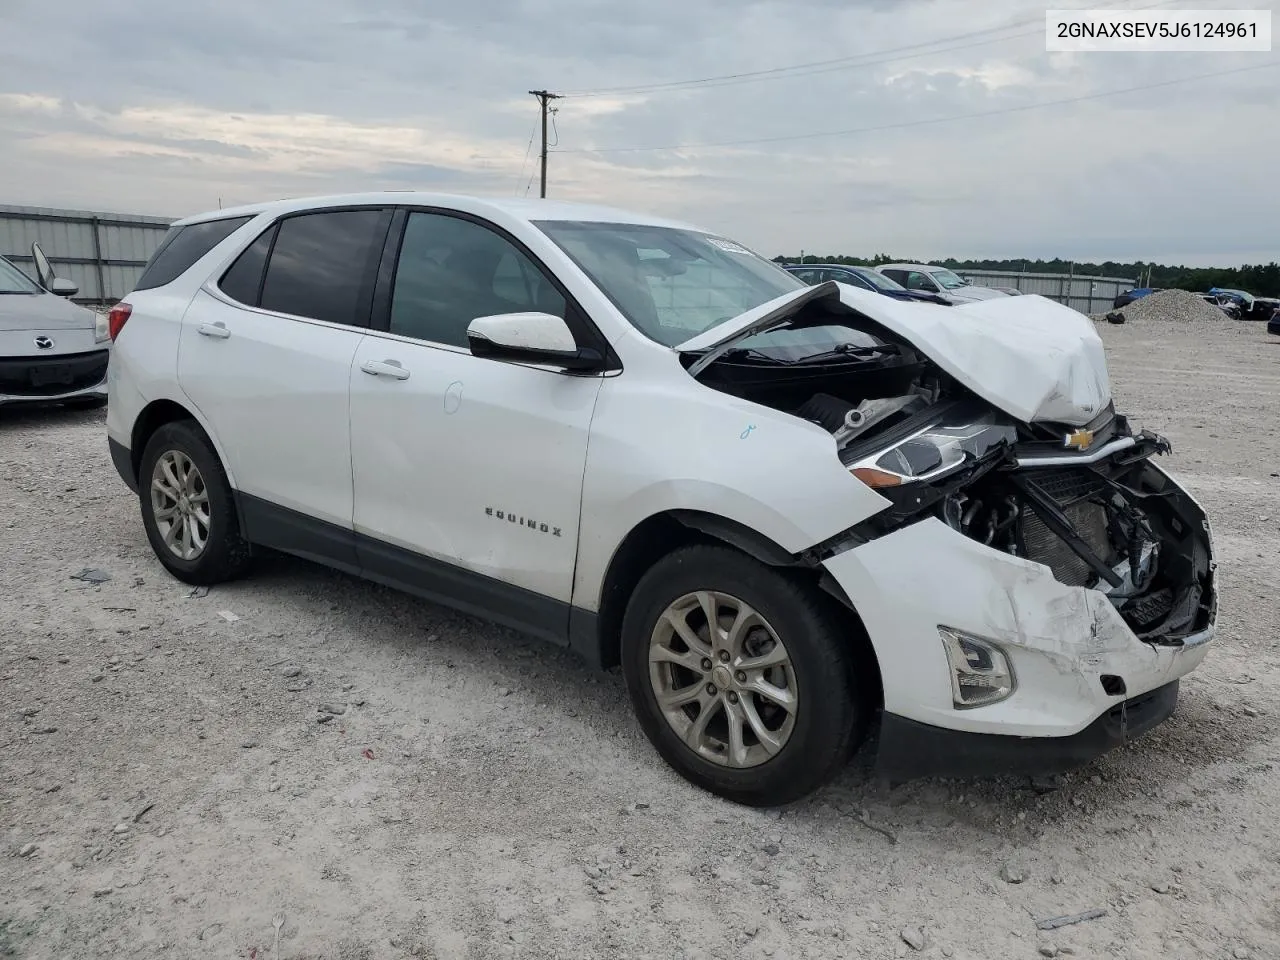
<box><xmin>150</xmin><ymin>450</ymin><xmax>211</xmax><ymax>562</ymax></box>
<box><xmin>648</xmin><ymin>590</ymin><xmax>798</xmax><ymax>768</ymax></box>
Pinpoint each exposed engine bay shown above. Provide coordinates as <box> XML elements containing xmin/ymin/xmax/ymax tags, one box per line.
<box><xmin>686</xmin><ymin>296</ymin><xmax>1215</xmax><ymax>647</ymax></box>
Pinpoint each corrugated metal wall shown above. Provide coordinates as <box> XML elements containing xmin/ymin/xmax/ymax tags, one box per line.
<box><xmin>957</xmin><ymin>269</ymin><xmax>1137</xmax><ymax>315</ymax></box>
<box><xmin>0</xmin><ymin>204</ymin><xmax>174</xmax><ymax>304</ymax></box>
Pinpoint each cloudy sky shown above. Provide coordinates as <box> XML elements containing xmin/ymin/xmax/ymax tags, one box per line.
<box><xmin>1</xmin><ymin>0</ymin><xmax>1277</xmax><ymax>265</ymax></box>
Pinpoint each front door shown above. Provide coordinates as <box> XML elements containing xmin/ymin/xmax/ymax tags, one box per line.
<box><xmin>349</xmin><ymin>210</ymin><xmax>604</xmax><ymax>642</ymax></box>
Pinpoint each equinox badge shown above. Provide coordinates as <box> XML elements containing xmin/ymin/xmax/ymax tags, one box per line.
<box><xmin>1063</xmin><ymin>427</ymin><xmax>1095</xmax><ymax>451</ymax></box>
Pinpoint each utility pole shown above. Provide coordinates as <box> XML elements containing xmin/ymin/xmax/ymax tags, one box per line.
<box><xmin>528</xmin><ymin>90</ymin><xmax>562</xmax><ymax>198</ymax></box>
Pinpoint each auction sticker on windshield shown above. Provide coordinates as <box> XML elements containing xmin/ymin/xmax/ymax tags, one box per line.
<box><xmin>1046</xmin><ymin>9</ymin><xmax>1271</xmax><ymax>51</ymax></box>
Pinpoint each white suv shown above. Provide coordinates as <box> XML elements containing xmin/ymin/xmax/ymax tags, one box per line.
<box><xmin>106</xmin><ymin>193</ymin><xmax>1216</xmax><ymax>806</ymax></box>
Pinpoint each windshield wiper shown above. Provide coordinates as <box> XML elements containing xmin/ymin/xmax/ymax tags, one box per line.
<box><xmin>790</xmin><ymin>344</ymin><xmax>897</xmax><ymax>365</ymax></box>
<box><xmin>716</xmin><ymin>347</ymin><xmax>779</xmax><ymax>363</ymax></box>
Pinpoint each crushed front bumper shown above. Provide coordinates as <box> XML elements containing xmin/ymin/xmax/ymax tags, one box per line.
<box><xmin>823</xmin><ymin>477</ymin><xmax>1216</xmax><ymax>778</ymax></box>
<box><xmin>876</xmin><ymin>680</ymin><xmax>1181</xmax><ymax>780</ymax></box>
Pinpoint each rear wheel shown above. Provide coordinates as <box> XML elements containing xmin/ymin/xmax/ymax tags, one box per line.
<box><xmin>138</xmin><ymin>421</ymin><xmax>251</xmax><ymax>585</ymax></box>
<box><xmin>621</xmin><ymin>545</ymin><xmax>868</xmax><ymax>806</ymax></box>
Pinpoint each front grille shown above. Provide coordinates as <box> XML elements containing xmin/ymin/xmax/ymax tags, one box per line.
<box><xmin>0</xmin><ymin>350</ymin><xmax>108</xmax><ymax>397</ymax></box>
<box><xmin>1019</xmin><ymin>469</ymin><xmax>1116</xmax><ymax>588</ymax></box>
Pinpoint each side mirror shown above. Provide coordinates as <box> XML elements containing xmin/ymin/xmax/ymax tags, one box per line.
<box><xmin>50</xmin><ymin>277</ymin><xmax>79</xmax><ymax>298</ymax></box>
<box><xmin>31</xmin><ymin>241</ymin><xmax>56</xmax><ymax>290</ymax></box>
<box><xmin>467</xmin><ymin>312</ymin><xmax>603</xmax><ymax>372</ymax></box>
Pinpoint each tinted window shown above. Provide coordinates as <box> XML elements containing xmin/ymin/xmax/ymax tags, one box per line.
<box><xmin>905</xmin><ymin>271</ymin><xmax>936</xmax><ymax>291</ymax></box>
<box><xmin>134</xmin><ymin>216</ymin><xmax>252</xmax><ymax>291</ymax></box>
<box><xmin>218</xmin><ymin>225</ymin><xmax>275</xmax><ymax>305</ymax></box>
<box><xmin>259</xmin><ymin>210</ymin><xmax>386</xmax><ymax>325</ymax></box>
<box><xmin>390</xmin><ymin>212</ymin><xmax>567</xmax><ymax>348</ymax></box>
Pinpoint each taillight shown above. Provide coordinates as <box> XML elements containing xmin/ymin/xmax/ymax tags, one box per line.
<box><xmin>107</xmin><ymin>302</ymin><xmax>132</xmax><ymax>341</ymax></box>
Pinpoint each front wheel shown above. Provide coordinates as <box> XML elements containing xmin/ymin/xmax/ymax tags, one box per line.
<box><xmin>621</xmin><ymin>545</ymin><xmax>869</xmax><ymax>806</ymax></box>
<box><xmin>138</xmin><ymin>420</ymin><xmax>252</xmax><ymax>585</ymax></box>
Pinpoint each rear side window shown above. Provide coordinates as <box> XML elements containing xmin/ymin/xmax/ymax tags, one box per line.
<box><xmin>218</xmin><ymin>225</ymin><xmax>276</xmax><ymax>305</ymax></box>
<box><xmin>259</xmin><ymin>210</ymin><xmax>388</xmax><ymax>325</ymax></box>
<box><xmin>133</xmin><ymin>216</ymin><xmax>252</xmax><ymax>291</ymax></box>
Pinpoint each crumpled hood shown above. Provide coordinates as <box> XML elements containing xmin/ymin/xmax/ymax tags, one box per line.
<box><xmin>866</xmin><ymin>290</ymin><xmax>1111</xmax><ymax>426</ymax></box>
<box><xmin>678</xmin><ymin>281</ymin><xmax>1111</xmax><ymax>426</ymax></box>
<box><xmin>0</xmin><ymin>292</ymin><xmax>97</xmax><ymax>331</ymax></box>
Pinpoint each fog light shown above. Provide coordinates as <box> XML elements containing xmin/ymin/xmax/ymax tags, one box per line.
<box><xmin>939</xmin><ymin>626</ymin><xmax>1015</xmax><ymax>709</ymax></box>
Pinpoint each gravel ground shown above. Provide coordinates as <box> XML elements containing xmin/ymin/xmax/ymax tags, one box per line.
<box><xmin>2</xmin><ymin>315</ymin><xmax>1279</xmax><ymax>960</ymax></box>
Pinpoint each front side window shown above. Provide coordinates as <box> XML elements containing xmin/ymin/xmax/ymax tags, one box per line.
<box><xmin>928</xmin><ymin>268</ymin><xmax>968</xmax><ymax>290</ymax></box>
<box><xmin>0</xmin><ymin>256</ymin><xmax>40</xmax><ymax>294</ymax></box>
<box><xmin>259</xmin><ymin>210</ymin><xmax>387</xmax><ymax>326</ymax></box>
<box><xmin>134</xmin><ymin>216</ymin><xmax>252</xmax><ymax>292</ymax></box>
<box><xmin>904</xmin><ymin>271</ymin><xmax>937</xmax><ymax>292</ymax></box>
<box><xmin>390</xmin><ymin>212</ymin><xmax>567</xmax><ymax>348</ymax></box>
<box><xmin>535</xmin><ymin>220</ymin><xmax>803</xmax><ymax>347</ymax></box>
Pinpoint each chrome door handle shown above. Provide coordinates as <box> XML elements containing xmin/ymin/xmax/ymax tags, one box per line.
<box><xmin>360</xmin><ymin>359</ymin><xmax>410</xmax><ymax>381</ymax></box>
<box><xmin>197</xmin><ymin>322</ymin><xmax>230</xmax><ymax>339</ymax></box>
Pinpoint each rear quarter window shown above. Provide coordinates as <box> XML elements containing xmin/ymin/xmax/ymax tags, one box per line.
<box><xmin>133</xmin><ymin>216</ymin><xmax>253</xmax><ymax>292</ymax></box>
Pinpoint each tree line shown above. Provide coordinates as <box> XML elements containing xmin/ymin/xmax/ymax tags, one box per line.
<box><xmin>772</xmin><ymin>255</ymin><xmax>1280</xmax><ymax>297</ymax></box>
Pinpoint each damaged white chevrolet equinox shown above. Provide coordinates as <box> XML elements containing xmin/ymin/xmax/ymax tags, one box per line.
<box><xmin>106</xmin><ymin>194</ymin><xmax>1216</xmax><ymax>805</ymax></box>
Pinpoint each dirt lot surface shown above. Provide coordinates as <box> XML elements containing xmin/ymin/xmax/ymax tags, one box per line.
<box><xmin>3</xmin><ymin>316</ymin><xmax>1279</xmax><ymax>960</ymax></box>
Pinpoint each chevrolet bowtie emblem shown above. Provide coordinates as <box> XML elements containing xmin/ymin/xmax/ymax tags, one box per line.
<box><xmin>1063</xmin><ymin>428</ymin><xmax>1095</xmax><ymax>451</ymax></box>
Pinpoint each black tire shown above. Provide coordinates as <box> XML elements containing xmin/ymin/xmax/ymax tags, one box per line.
<box><xmin>63</xmin><ymin>396</ymin><xmax>107</xmax><ymax>410</ymax></box>
<box><xmin>621</xmin><ymin>545</ymin><xmax>869</xmax><ymax>807</ymax></box>
<box><xmin>138</xmin><ymin>420</ymin><xmax>252</xmax><ymax>585</ymax></box>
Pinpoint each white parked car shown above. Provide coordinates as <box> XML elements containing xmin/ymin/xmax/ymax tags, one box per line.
<box><xmin>105</xmin><ymin>193</ymin><xmax>1216</xmax><ymax>806</ymax></box>
<box><xmin>876</xmin><ymin>262</ymin><xmax>1009</xmax><ymax>303</ymax></box>
<box><xmin>1</xmin><ymin>244</ymin><xmax>110</xmax><ymax>409</ymax></box>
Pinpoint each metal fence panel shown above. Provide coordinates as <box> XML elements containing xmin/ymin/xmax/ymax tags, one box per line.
<box><xmin>958</xmin><ymin>269</ymin><xmax>1136</xmax><ymax>315</ymax></box>
<box><xmin>0</xmin><ymin>204</ymin><xmax>174</xmax><ymax>304</ymax></box>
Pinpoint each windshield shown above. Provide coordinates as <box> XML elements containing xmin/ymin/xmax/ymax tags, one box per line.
<box><xmin>852</xmin><ymin>267</ymin><xmax>906</xmax><ymax>292</ymax></box>
<box><xmin>928</xmin><ymin>268</ymin><xmax>969</xmax><ymax>290</ymax></box>
<box><xmin>0</xmin><ymin>256</ymin><xmax>41</xmax><ymax>294</ymax></box>
<box><xmin>535</xmin><ymin>220</ymin><xmax>803</xmax><ymax>347</ymax></box>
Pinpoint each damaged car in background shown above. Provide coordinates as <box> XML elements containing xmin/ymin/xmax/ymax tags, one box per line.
<box><xmin>104</xmin><ymin>195</ymin><xmax>1215</xmax><ymax>806</ymax></box>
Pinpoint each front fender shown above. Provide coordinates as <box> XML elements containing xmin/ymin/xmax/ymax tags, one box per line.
<box><xmin>570</xmin><ymin>372</ymin><xmax>889</xmax><ymax>611</ymax></box>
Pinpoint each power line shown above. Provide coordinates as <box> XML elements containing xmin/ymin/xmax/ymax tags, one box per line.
<box><xmin>513</xmin><ymin>113</ymin><xmax>539</xmax><ymax>195</ymax></box>
<box><xmin>553</xmin><ymin>60</ymin><xmax>1279</xmax><ymax>155</ymax></box>
<box><xmin>559</xmin><ymin>0</ymin><xmax>1165</xmax><ymax>98</ymax></box>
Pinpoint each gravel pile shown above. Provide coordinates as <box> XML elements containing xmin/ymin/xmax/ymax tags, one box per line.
<box><xmin>1092</xmin><ymin>289</ymin><xmax>1229</xmax><ymax>324</ymax></box>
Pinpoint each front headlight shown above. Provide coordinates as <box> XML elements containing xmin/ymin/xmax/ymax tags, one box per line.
<box><xmin>848</xmin><ymin>413</ymin><xmax>1016</xmax><ymax>490</ymax></box>
<box><xmin>94</xmin><ymin>311</ymin><xmax>110</xmax><ymax>343</ymax></box>
<box><xmin>939</xmin><ymin>626</ymin><xmax>1015</xmax><ymax>708</ymax></box>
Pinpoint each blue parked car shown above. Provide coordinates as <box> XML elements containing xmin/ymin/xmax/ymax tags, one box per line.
<box><xmin>1113</xmin><ymin>287</ymin><xmax>1159</xmax><ymax>308</ymax></box>
<box><xmin>784</xmin><ymin>263</ymin><xmax>950</xmax><ymax>305</ymax></box>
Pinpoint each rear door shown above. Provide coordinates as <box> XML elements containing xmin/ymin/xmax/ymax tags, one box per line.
<box><xmin>178</xmin><ymin>207</ymin><xmax>392</xmax><ymax>565</ymax></box>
